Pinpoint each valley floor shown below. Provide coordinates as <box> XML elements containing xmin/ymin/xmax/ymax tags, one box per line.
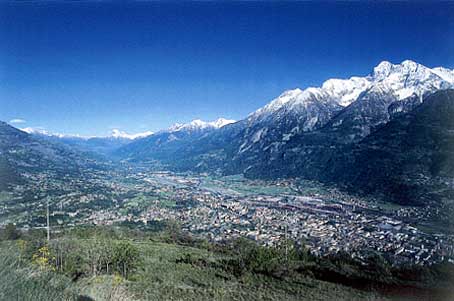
<box><xmin>2</xmin><ymin>170</ymin><xmax>454</xmax><ymax>267</ymax></box>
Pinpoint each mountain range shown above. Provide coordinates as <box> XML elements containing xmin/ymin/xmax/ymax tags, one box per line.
<box><xmin>114</xmin><ymin>118</ymin><xmax>235</xmax><ymax>162</ymax></box>
<box><xmin>20</xmin><ymin>127</ymin><xmax>153</xmax><ymax>157</ymax></box>
<box><xmin>2</xmin><ymin>59</ymin><xmax>454</xmax><ymax>205</ymax></box>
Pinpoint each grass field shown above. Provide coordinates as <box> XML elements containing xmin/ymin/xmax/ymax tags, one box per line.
<box><xmin>127</xmin><ymin>242</ymin><xmax>381</xmax><ymax>301</ymax></box>
<box><xmin>0</xmin><ymin>237</ymin><xmax>385</xmax><ymax>301</ymax></box>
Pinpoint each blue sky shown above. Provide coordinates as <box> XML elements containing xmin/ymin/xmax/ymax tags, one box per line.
<box><xmin>1</xmin><ymin>1</ymin><xmax>453</xmax><ymax>136</ymax></box>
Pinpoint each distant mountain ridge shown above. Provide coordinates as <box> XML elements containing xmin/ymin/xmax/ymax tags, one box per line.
<box><xmin>21</xmin><ymin>127</ymin><xmax>154</xmax><ymax>140</ymax></box>
<box><xmin>0</xmin><ymin>121</ymin><xmax>103</xmax><ymax>190</ymax></box>
<box><xmin>167</xmin><ymin>118</ymin><xmax>236</xmax><ymax>132</ymax></box>
<box><xmin>21</xmin><ymin>127</ymin><xmax>154</xmax><ymax>156</ymax></box>
<box><xmin>114</xmin><ymin>118</ymin><xmax>235</xmax><ymax>162</ymax></box>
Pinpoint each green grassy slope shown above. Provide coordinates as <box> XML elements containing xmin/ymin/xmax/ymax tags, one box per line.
<box><xmin>126</xmin><ymin>242</ymin><xmax>378</xmax><ymax>301</ymax></box>
<box><xmin>0</xmin><ymin>244</ymin><xmax>81</xmax><ymax>301</ymax></box>
<box><xmin>0</xmin><ymin>238</ymin><xmax>382</xmax><ymax>301</ymax></box>
<box><xmin>1</xmin><ymin>225</ymin><xmax>452</xmax><ymax>301</ymax></box>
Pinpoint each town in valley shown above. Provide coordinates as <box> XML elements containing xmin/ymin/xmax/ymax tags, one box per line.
<box><xmin>2</xmin><ymin>163</ymin><xmax>452</xmax><ymax>267</ymax></box>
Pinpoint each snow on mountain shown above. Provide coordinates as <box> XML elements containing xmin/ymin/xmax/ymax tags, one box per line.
<box><xmin>168</xmin><ymin>118</ymin><xmax>235</xmax><ymax>132</ymax></box>
<box><xmin>250</xmin><ymin>78</ymin><xmax>369</xmax><ymax>121</ymax></box>
<box><xmin>110</xmin><ymin>129</ymin><xmax>154</xmax><ymax>139</ymax></box>
<box><xmin>368</xmin><ymin>60</ymin><xmax>454</xmax><ymax>101</ymax></box>
<box><xmin>21</xmin><ymin>127</ymin><xmax>70</xmax><ymax>138</ymax></box>
<box><xmin>432</xmin><ymin>67</ymin><xmax>454</xmax><ymax>83</ymax></box>
<box><xmin>313</xmin><ymin>60</ymin><xmax>454</xmax><ymax>142</ymax></box>
<box><xmin>211</xmin><ymin>118</ymin><xmax>236</xmax><ymax>128</ymax></box>
<box><xmin>21</xmin><ymin>118</ymin><xmax>235</xmax><ymax>142</ymax></box>
<box><xmin>321</xmin><ymin>77</ymin><xmax>371</xmax><ymax>106</ymax></box>
<box><xmin>251</xmin><ymin>60</ymin><xmax>454</xmax><ymax>120</ymax></box>
<box><xmin>113</xmin><ymin>60</ymin><xmax>454</xmax><ymax>183</ymax></box>
<box><xmin>21</xmin><ymin>127</ymin><xmax>153</xmax><ymax>140</ymax></box>
<box><xmin>251</xmin><ymin>88</ymin><xmax>304</xmax><ymax>117</ymax></box>
<box><xmin>114</xmin><ymin>118</ymin><xmax>236</xmax><ymax>161</ymax></box>
<box><xmin>227</xmin><ymin>59</ymin><xmax>454</xmax><ymax>160</ymax></box>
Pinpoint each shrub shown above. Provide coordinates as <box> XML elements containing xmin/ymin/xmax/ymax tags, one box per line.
<box><xmin>32</xmin><ymin>244</ymin><xmax>56</xmax><ymax>271</ymax></box>
<box><xmin>0</xmin><ymin>223</ymin><xmax>21</xmax><ymax>240</ymax></box>
<box><xmin>111</xmin><ymin>240</ymin><xmax>142</xmax><ymax>278</ymax></box>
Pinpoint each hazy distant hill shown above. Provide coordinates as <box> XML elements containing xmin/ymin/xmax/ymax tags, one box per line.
<box><xmin>115</xmin><ymin>118</ymin><xmax>235</xmax><ymax>163</ymax></box>
<box><xmin>0</xmin><ymin>121</ymin><xmax>101</xmax><ymax>190</ymax></box>
<box><xmin>38</xmin><ymin>135</ymin><xmax>132</xmax><ymax>157</ymax></box>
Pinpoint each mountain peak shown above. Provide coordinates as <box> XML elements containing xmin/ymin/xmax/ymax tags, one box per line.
<box><xmin>169</xmin><ymin>118</ymin><xmax>235</xmax><ymax>132</ymax></box>
<box><xmin>400</xmin><ymin>59</ymin><xmax>418</xmax><ymax>67</ymax></box>
<box><xmin>252</xmin><ymin>88</ymin><xmax>305</xmax><ymax>117</ymax></box>
<box><xmin>110</xmin><ymin>129</ymin><xmax>154</xmax><ymax>140</ymax></box>
<box><xmin>212</xmin><ymin>118</ymin><xmax>236</xmax><ymax>128</ymax></box>
<box><xmin>372</xmin><ymin>60</ymin><xmax>423</xmax><ymax>79</ymax></box>
<box><xmin>368</xmin><ymin>60</ymin><xmax>454</xmax><ymax>100</ymax></box>
<box><xmin>188</xmin><ymin>119</ymin><xmax>206</xmax><ymax>127</ymax></box>
<box><xmin>21</xmin><ymin>127</ymin><xmax>65</xmax><ymax>138</ymax></box>
<box><xmin>373</xmin><ymin>60</ymin><xmax>393</xmax><ymax>74</ymax></box>
<box><xmin>372</xmin><ymin>59</ymin><xmax>428</xmax><ymax>79</ymax></box>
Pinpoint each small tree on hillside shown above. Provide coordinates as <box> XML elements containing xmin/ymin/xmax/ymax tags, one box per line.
<box><xmin>112</xmin><ymin>240</ymin><xmax>141</xmax><ymax>278</ymax></box>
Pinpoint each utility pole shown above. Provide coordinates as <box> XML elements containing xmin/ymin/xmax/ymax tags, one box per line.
<box><xmin>285</xmin><ymin>209</ymin><xmax>288</xmax><ymax>266</ymax></box>
<box><xmin>46</xmin><ymin>197</ymin><xmax>50</xmax><ymax>242</ymax></box>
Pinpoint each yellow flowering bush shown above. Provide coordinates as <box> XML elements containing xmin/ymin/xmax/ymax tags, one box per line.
<box><xmin>32</xmin><ymin>245</ymin><xmax>56</xmax><ymax>271</ymax></box>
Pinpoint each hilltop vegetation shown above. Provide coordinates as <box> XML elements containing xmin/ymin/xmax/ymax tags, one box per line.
<box><xmin>0</xmin><ymin>223</ymin><xmax>453</xmax><ymax>301</ymax></box>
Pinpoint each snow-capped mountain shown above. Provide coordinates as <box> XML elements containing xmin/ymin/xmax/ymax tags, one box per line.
<box><xmin>10</xmin><ymin>60</ymin><xmax>454</xmax><ymax>205</ymax></box>
<box><xmin>226</xmin><ymin>59</ymin><xmax>454</xmax><ymax>161</ymax></box>
<box><xmin>252</xmin><ymin>60</ymin><xmax>453</xmax><ymax>121</ymax></box>
<box><xmin>168</xmin><ymin>118</ymin><xmax>236</xmax><ymax>132</ymax></box>
<box><xmin>21</xmin><ymin>127</ymin><xmax>153</xmax><ymax>156</ymax></box>
<box><xmin>248</xmin><ymin>89</ymin><xmax>454</xmax><ymax>205</ymax></box>
<box><xmin>20</xmin><ymin>127</ymin><xmax>70</xmax><ymax>138</ymax></box>
<box><xmin>242</xmin><ymin>60</ymin><xmax>454</xmax><ymax>147</ymax></box>
<box><xmin>114</xmin><ymin>118</ymin><xmax>235</xmax><ymax>162</ymax></box>
<box><xmin>110</xmin><ymin>129</ymin><xmax>154</xmax><ymax>140</ymax></box>
<box><xmin>229</xmin><ymin>60</ymin><xmax>454</xmax><ymax>182</ymax></box>
<box><xmin>116</xmin><ymin>60</ymin><xmax>454</xmax><ymax>186</ymax></box>
<box><xmin>251</xmin><ymin>76</ymin><xmax>370</xmax><ymax>121</ymax></box>
<box><xmin>22</xmin><ymin>127</ymin><xmax>153</xmax><ymax>140</ymax></box>
<box><xmin>319</xmin><ymin>60</ymin><xmax>454</xmax><ymax>141</ymax></box>
<box><xmin>369</xmin><ymin>60</ymin><xmax>454</xmax><ymax>100</ymax></box>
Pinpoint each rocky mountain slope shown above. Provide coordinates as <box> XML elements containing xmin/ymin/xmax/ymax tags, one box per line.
<box><xmin>254</xmin><ymin>89</ymin><xmax>454</xmax><ymax>205</ymax></box>
<box><xmin>337</xmin><ymin>89</ymin><xmax>454</xmax><ymax>205</ymax></box>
